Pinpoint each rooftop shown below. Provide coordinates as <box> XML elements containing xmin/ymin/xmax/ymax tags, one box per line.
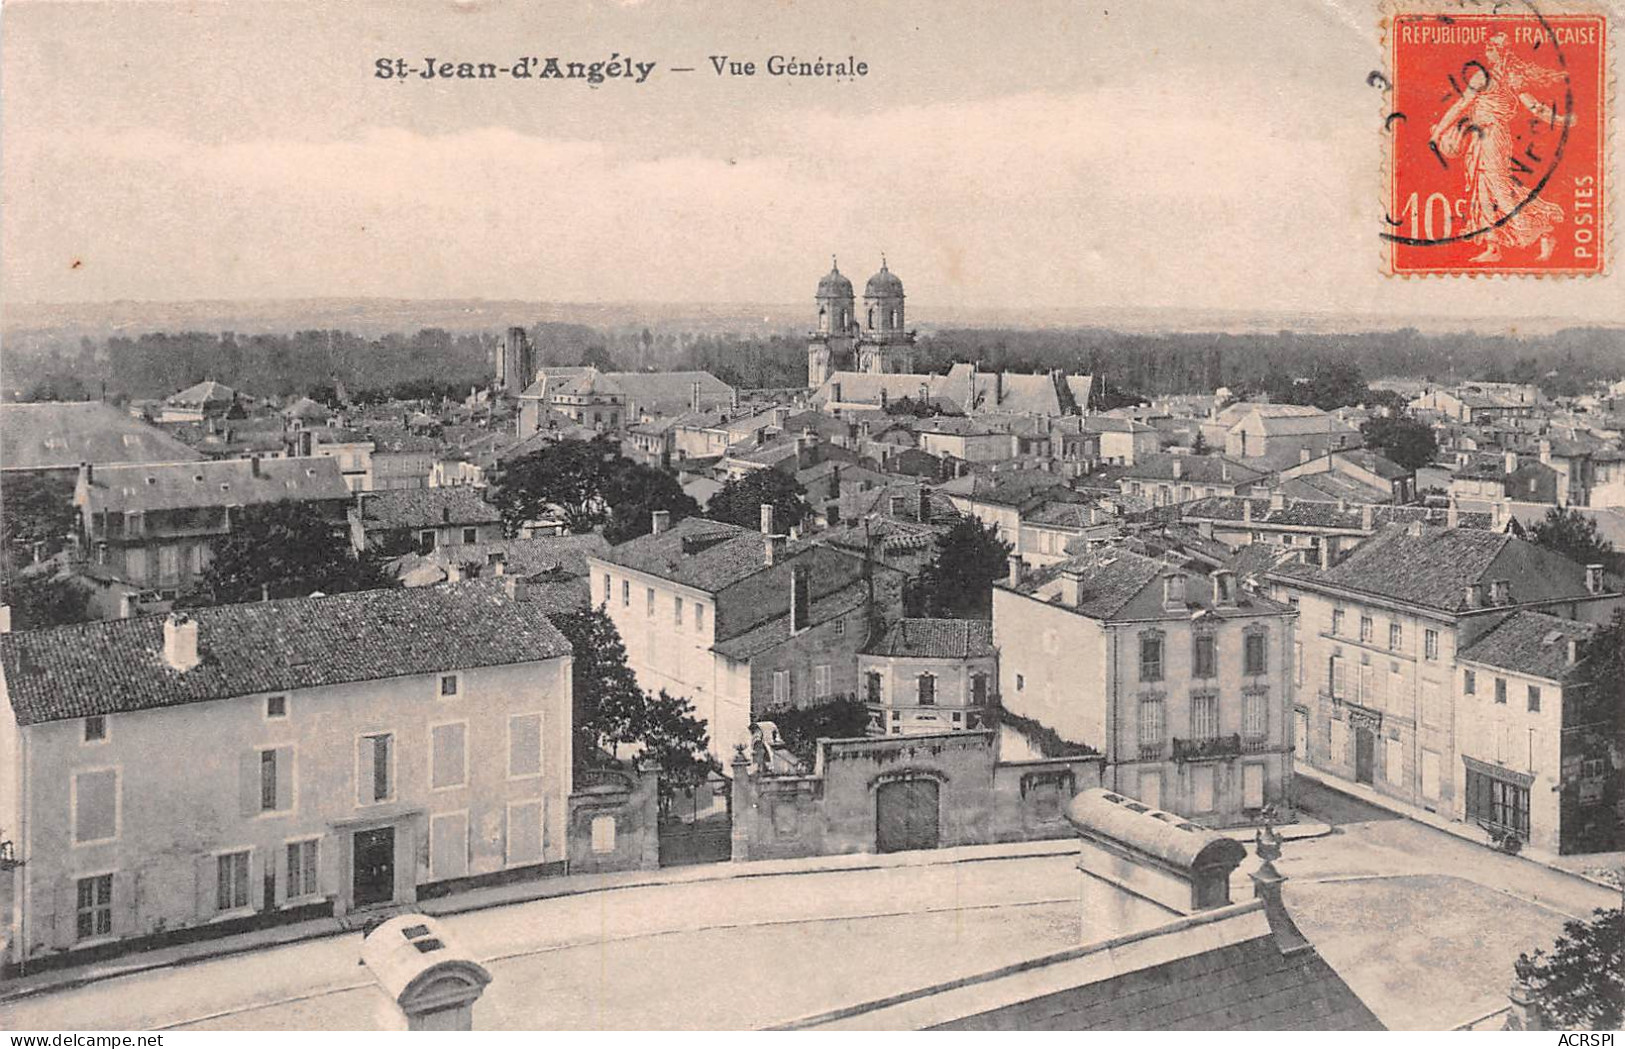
<box><xmin>0</xmin><ymin>582</ymin><xmax>572</xmax><ymax>726</ymax></box>
<box><xmin>1</xmin><ymin>402</ymin><xmax>205</xmax><ymax>472</ymax></box>
<box><xmin>864</xmin><ymin>618</ymin><xmax>996</xmax><ymax>660</ymax></box>
<box><xmin>79</xmin><ymin>457</ymin><xmax>351</xmax><ymax>514</ymax></box>
<box><xmin>1457</xmin><ymin>610</ymin><xmax>1599</xmax><ymax>681</ymax></box>
<box><xmin>359</xmin><ymin>486</ymin><xmax>502</xmax><ymax>529</ymax></box>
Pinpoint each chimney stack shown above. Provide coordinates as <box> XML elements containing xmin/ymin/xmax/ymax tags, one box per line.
<box><xmin>765</xmin><ymin>533</ymin><xmax>786</xmax><ymax>566</ymax></box>
<box><xmin>1361</xmin><ymin>504</ymin><xmax>1374</xmax><ymax>531</ymax></box>
<box><xmin>1299</xmin><ymin>448</ymin><xmax>1312</xmax><ymax>464</ymax></box>
<box><xmin>1463</xmin><ymin>582</ymin><xmax>1484</xmax><ymax>609</ymax></box>
<box><xmin>1504</xmin><ymin>450</ymin><xmax>1519</xmax><ymax>475</ymax></box>
<box><xmin>1059</xmin><ymin>567</ymin><xmax>1084</xmax><ymax>606</ymax></box>
<box><xmin>1213</xmin><ymin>569</ymin><xmax>1237</xmax><ymax>608</ymax></box>
<box><xmin>79</xmin><ymin>461</ymin><xmax>93</xmax><ymax>488</ymax></box>
<box><xmin>1270</xmin><ymin>489</ymin><xmax>1286</xmax><ymax>512</ymax></box>
<box><xmin>1585</xmin><ymin>564</ymin><xmax>1604</xmax><ymax>594</ymax></box>
<box><xmin>117</xmin><ymin>592</ymin><xmax>135</xmax><ymax>619</ymax></box>
<box><xmin>651</xmin><ymin>509</ymin><xmax>671</xmax><ymax>536</ymax></box>
<box><xmin>1538</xmin><ymin>439</ymin><xmax>1552</xmax><ymax>464</ymax></box>
<box><xmin>1243</xmin><ymin>499</ymin><xmax>1253</xmax><ymax>524</ymax></box>
<box><xmin>1007</xmin><ymin>555</ymin><xmax>1024</xmax><ymax>588</ymax></box>
<box><xmin>691</xmin><ymin>381</ymin><xmax>701</xmax><ymax>414</ymax></box>
<box><xmin>1172</xmin><ymin>457</ymin><xmax>1183</xmax><ymax>480</ymax></box>
<box><xmin>1567</xmin><ymin>637</ymin><xmax>1581</xmax><ymax>665</ymax></box>
<box><xmin>1446</xmin><ymin>498</ymin><xmax>1459</xmax><ymax>528</ymax></box>
<box><xmin>0</xmin><ymin>605</ymin><xmax>10</xmax><ymax>634</ymax></box>
<box><xmin>163</xmin><ymin>612</ymin><xmax>201</xmax><ymax>673</ymax></box>
<box><xmin>1162</xmin><ymin>572</ymin><xmax>1187</xmax><ymax>611</ymax></box>
<box><xmin>760</xmin><ymin>503</ymin><xmax>774</xmax><ymax>536</ymax></box>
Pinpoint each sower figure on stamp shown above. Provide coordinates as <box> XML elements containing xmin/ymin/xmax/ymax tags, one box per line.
<box><xmin>1431</xmin><ymin>32</ymin><xmax>1572</xmax><ymax>263</ymax></box>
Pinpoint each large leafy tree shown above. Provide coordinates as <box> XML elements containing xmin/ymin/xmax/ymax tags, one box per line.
<box><xmin>183</xmin><ymin>499</ymin><xmax>389</xmax><ymax>606</ymax></box>
<box><xmin>0</xmin><ymin>572</ymin><xmax>92</xmax><ymax>630</ymax></box>
<box><xmin>493</xmin><ymin>436</ymin><xmax>621</xmax><ymax>536</ymax></box>
<box><xmin>601</xmin><ymin>460</ymin><xmax>699</xmax><ymax>544</ymax></box>
<box><xmin>1360</xmin><ymin>415</ymin><xmax>1438</xmax><ymax>472</ymax></box>
<box><xmin>551</xmin><ymin>608</ymin><xmax>720</xmax><ymax>798</ymax></box>
<box><xmin>917</xmin><ymin>517</ymin><xmax>1012</xmax><ymax>619</ymax></box>
<box><xmin>1528</xmin><ymin>506</ymin><xmax>1617</xmax><ymax>568</ymax></box>
<box><xmin>765</xmin><ymin>696</ymin><xmax>873</xmax><ymax>767</ymax></box>
<box><xmin>0</xmin><ymin>474</ymin><xmax>78</xmax><ymax>561</ymax></box>
<box><xmin>1513</xmin><ymin>906</ymin><xmax>1624</xmax><ymax>1028</ymax></box>
<box><xmin>706</xmin><ymin>470</ymin><xmax>813</xmax><ymax>532</ymax></box>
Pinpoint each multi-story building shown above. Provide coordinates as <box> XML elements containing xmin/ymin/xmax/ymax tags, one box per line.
<box><xmin>1268</xmin><ymin>524</ymin><xmax>1621</xmax><ymax>834</ymax></box>
<box><xmin>1118</xmin><ymin>454</ymin><xmax>1266</xmax><ymax>508</ymax></box>
<box><xmin>1455</xmin><ymin>611</ymin><xmax>1616</xmax><ymax>854</ymax></box>
<box><xmin>994</xmin><ymin>551</ymin><xmax>1298</xmax><ymax>823</ymax></box>
<box><xmin>0</xmin><ymin>583</ymin><xmax>574</xmax><ymax>969</ymax></box>
<box><xmin>351</xmin><ymin>487</ymin><xmax>504</xmax><ymax>555</ymax></box>
<box><xmin>1180</xmin><ymin>494</ymin><xmax>1493</xmax><ymax>567</ymax></box>
<box><xmin>858</xmin><ymin>618</ymin><xmax>998</xmax><ymax>736</ymax></box>
<box><xmin>0</xmin><ymin>401</ymin><xmax>203</xmax><ymax>483</ymax></box>
<box><xmin>586</xmin><ymin>509</ymin><xmax>905</xmax><ymax>758</ymax></box>
<box><xmin>73</xmin><ymin>457</ymin><xmax>353</xmax><ymax>597</ymax></box>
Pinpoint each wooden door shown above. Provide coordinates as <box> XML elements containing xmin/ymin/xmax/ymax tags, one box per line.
<box><xmin>1355</xmin><ymin>728</ymin><xmax>1375</xmax><ymax>785</ymax></box>
<box><xmin>876</xmin><ymin>778</ymin><xmax>940</xmax><ymax>853</ymax></box>
<box><xmin>353</xmin><ymin>826</ymin><xmax>395</xmax><ymax>907</ymax></box>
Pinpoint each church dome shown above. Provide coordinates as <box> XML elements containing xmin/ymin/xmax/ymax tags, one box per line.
<box><xmin>864</xmin><ymin>260</ymin><xmax>904</xmax><ymax>298</ymax></box>
<box><xmin>817</xmin><ymin>261</ymin><xmax>854</xmax><ymax>299</ymax></box>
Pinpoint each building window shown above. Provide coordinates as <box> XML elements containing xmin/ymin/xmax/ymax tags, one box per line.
<box><xmin>1192</xmin><ymin>634</ymin><xmax>1217</xmax><ymax>679</ymax></box>
<box><xmin>1424</xmin><ymin>629</ymin><xmax>1439</xmax><ymax>661</ymax></box>
<box><xmin>261</xmin><ymin>749</ymin><xmax>279</xmax><ymax>812</ymax></box>
<box><xmin>84</xmin><ymin>715</ymin><xmax>107</xmax><ymax>743</ymax></box>
<box><xmin>431</xmin><ymin>722</ymin><xmax>468</xmax><ymax>790</ymax></box>
<box><xmin>917</xmin><ymin>673</ymin><xmax>936</xmax><ymax>705</ymax></box>
<box><xmin>1465</xmin><ymin>767</ymin><xmax>1530</xmax><ymax>840</ymax></box>
<box><xmin>1294</xmin><ymin>641</ymin><xmax>1303</xmax><ymax>686</ymax></box>
<box><xmin>1464</xmin><ymin>669</ymin><xmax>1476</xmax><ymax>695</ymax></box>
<box><xmin>440</xmin><ymin>674</ymin><xmax>459</xmax><ymax>698</ymax></box>
<box><xmin>419</xmin><ymin>530</ymin><xmax>436</xmax><ymax>552</ymax></box>
<box><xmin>1016</xmin><ymin>673</ymin><xmax>1025</xmax><ymax>692</ymax></box>
<box><xmin>695</xmin><ymin>604</ymin><xmax>706</xmax><ymax>632</ymax></box>
<box><xmin>1359</xmin><ymin>616</ymin><xmax>1373</xmax><ymax>643</ymax></box>
<box><xmin>813</xmin><ymin>665</ymin><xmax>831</xmax><ymax>700</ymax></box>
<box><xmin>462</xmin><ymin>527</ymin><xmax>478</xmax><ymax>544</ymax></box>
<box><xmin>834</xmin><ymin>617</ymin><xmax>845</xmax><ymax>637</ymax></box>
<box><xmin>1389</xmin><ymin>622</ymin><xmax>1403</xmax><ymax>651</ymax></box>
<box><xmin>359</xmin><ymin>733</ymin><xmax>393</xmax><ymax>804</ymax></box>
<box><xmin>73</xmin><ymin>768</ymin><xmax>119</xmax><ymax>845</ymax></box>
<box><xmin>603</xmin><ymin>573</ymin><xmax>611</xmax><ymax>604</ymax></box>
<box><xmin>1139</xmin><ymin>633</ymin><xmax>1164</xmax><ymax>683</ymax></box>
<box><xmin>674</xmin><ymin>596</ymin><xmax>684</xmax><ymax>625</ymax></box>
<box><xmin>1190</xmin><ymin>694</ymin><xmax>1219</xmax><ymax>740</ymax></box>
<box><xmin>971</xmin><ymin>673</ymin><xmax>989</xmax><ymax>705</ymax></box>
<box><xmin>266</xmin><ymin>695</ymin><xmax>287</xmax><ymax>719</ymax></box>
<box><xmin>1138</xmin><ymin>696</ymin><xmax>1164</xmax><ymax>750</ymax></box>
<box><xmin>1331</xmin><ymin>609</ymin><xmax>1345</xmax><ymax>636</ymax></box>
<box><xmin>287</xmin><ymin>840</ymin><xmax>319</xmax><ymax>900</ymax></box>
<box><xmin>773</xmin><ymin>670</ymin><xmax>790</xmax><ymax>706</ymax></box>
<box><xmin>1245</xmin><ymin>633</ymin><xmax>1267</xmax><ymax>676</ymax></box>
<box><xmin>76</xmin><ymin>874</ymin><xmax>113</xmax><ymax>940</ymax></box>
<box><xmin>791</xmin><ymin>564</ymin><xmax>810</xmax><ymax>633</ymax></box>
<box><xmin>1494</xmin><ymin>678</ymin><xmax>1507</xmax><ymax>705</ymax></box>
<box><xmin>865</xmin><ymin>671</ymin><xmax>883</xmax><ymax>704</ymax></box>
<box><xmin>1243</xmin><ymin>691</ymin><xmax>1267</xmax><ymax>739</ymax></box>
<box><xmin>646</xmin><ymin>587</ymin><xmax>655</xmax><ymax>617</ymax></box>
<box><xmin>622</xmin><ymin>580</ymin><xmax>630</xmax><ymax>607</ymax></box>
<box><xmin>217</xmin><ymin>851</ymin><xmax>250</xmax><ymax>912</ymax></box>
<box><xmin>1527</xmin><ymin>685</ymin><xmax>1542</xmax><ymax>713</ymax></box>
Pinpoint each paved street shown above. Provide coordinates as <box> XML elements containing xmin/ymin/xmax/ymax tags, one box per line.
<box><xmin>3</xmin><ymin>777</ymin><xmax>1616</xmax><ymax>1031</ymax></box>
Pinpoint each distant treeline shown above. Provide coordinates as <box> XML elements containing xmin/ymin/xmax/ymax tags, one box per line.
<box><xmin>6</xmin><ymin>320</ymin><xmax>1620</xmax><ymax>405</ymax></box>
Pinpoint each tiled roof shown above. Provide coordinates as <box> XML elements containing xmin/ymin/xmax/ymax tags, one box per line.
<box><xmin>359</xmin><ymin>486</ymin><xmax>501</xmax><ymax>529</ymax></box>
<box><xmin>1</xmin><ymin>402</ymin><xmax>204</xmax><ymax>472</ymax></box>
<box><xmin>1300</xmin><ymin>524</ymin><xmax>1609</xmax><ymax>613</ymax></box>
<box><xmin>865</xmin><ymin>618</ymin><xmax>996</xmax><ymax>659</ymax></box>
<box><xmin>938</xmin><ymin>470</ymin><xmax>1071</xmax><ymax>508</ymax></box>
<box><xmin>80</xmin><ymin>457</ymin><xmax>351</xmax><ymax>514</ymax></box>
<box><xmin>165</xmin><ymin>380</ymin><xmax>237</xmax><ymax>407</ymax></box>
<box><xmin>432</xmin><ymin>533</ymin><xmax>609</xmax><ymax>579</ymax></box>
<box><xmin>1275</xmin><ymin>472</ymin><xmax>1391</xmax><ymax>505</ymax></box>
<box><xmin>1458</xmin><ymin>611</ymin><xmax>1598</xmax><ymax>681</ymax></box>
<box><xmin>1181</xmin><ymin>496</ymin><xmax>1492</xmax><ymax>532</ymax></box>
<box><xmin>591</xmin><ymin>516</ymin><xmax>781</xmax><ymax>593</ymax></box>
<box><xmin>710</xmin><ymin>578</ymin><xmax>871</xmax><ymax>661</ymax></box>
<box><xmin>1122</xmin><ymin>454</ymin><xmax>1263</xmax><ymax>486</ymax></box>
<box><xmin>1012</xmin><ymin>546</ymin><xmax>1289</xmax><ymax>621</ymax></box>
<box><xmin>0</xmin><ymin>582</ymin><xmax>572</xmax><ymax>726</ymax></box>
<box><xmin>602</xmin><ymin>371</ymin><xmax>736</xmax><ymax>417</ymax></box>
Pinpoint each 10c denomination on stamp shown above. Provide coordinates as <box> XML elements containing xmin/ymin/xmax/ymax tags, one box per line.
<box><xmin>1383</xmin><ymin>3</ymin><xmax>1609</xmax><ymax>275</ymax></box>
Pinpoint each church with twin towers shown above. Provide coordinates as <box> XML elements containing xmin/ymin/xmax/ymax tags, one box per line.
<box><xmin>806</xmin><ymin>257</ymin><xmax>918</xmax><ymax>388</ymax></box>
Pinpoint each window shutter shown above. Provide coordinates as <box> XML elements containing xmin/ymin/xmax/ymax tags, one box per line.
<box><xmin>318</xmin><ymin>833</ymin><xmax>339</xmax><ymax>896</ymax></box>
<box><xmin>239</xmin><ymin>751</ymin><xmax>259</xmax><ymax>817</ymax></box>
<box><xmin>112</xmin><ymin>871</ymin><xmax>137</xmax><ymax>936</ymax></box>
<box><xmin>357</xmin><ymin>737</ymin><xmax>375</xmax><ymax>805</ymax></box>
<box><xmin>54</xmin><ymin>878</ymin><xmax>76</xmax><ymax>949</ymax></box>
<box><xmin>248</xmin><ymin>849</ymin><xmax>265</xmax><ymax>911</ymax></box>
<box><xmin>195</xmin><ymin>854</ymin><xmax>217</xmax><ymax>920</ymax></box>
<box><xmin>275</xmin><ymin>747</ymin><xmax>294</xmax><ymax>812</ymax></box>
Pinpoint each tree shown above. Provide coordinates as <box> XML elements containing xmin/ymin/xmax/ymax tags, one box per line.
<box><xmin>493</xmin><ymin>436</ymin><xmax>620</xmax><ymax>535</ymax></box>
<box><xmin>916</xmin><ymin>517</ymin><xmax>1013</xmax><ymax>619</ymax></box>
<box><xmin>0</xmin><ymin>572</ymin><xmax>92</xmax><ymax>630</ymax></box>
<box><xmin>0</xmin><ymin>474</ymin><xmax>78</xmax><ymax>561</ymax></box>
<box><xmin>765</xmin><ymin>696</ymin><xmax>873</xmax><ymax>767</ymax></box>
<box><xmin>1528</xmin><ymin>507</ymin><xmax>1617</xmax><ymax>567</ymax></box>
<box><xmin>706</xmin><ymin>471</ymin><xmax>814</xmax><ymax>532</ymax></box>
<box><xmin>183</xmin><ymin>500</ymin><xmax>389</xmax><ymax>606</ymax></box>
<box><xmin>551</xmin><ymin>608</ymin><xmax>721</xmax><ymax>802</ymax></box>
<box><xmin>1190</xmin><ymin>429</ymin><xmax>1210</xmax><ymax>455</ymax></box>
<box><xmin>1360</xmin><ymin>415</ymin><xmax>1438</xmax><ymax>472</ymax></box>
<box><xmin>1513</xmin><ymin>906</ymin><xmax>1624</xmax><ymax>1028</ymax></box>
<box><xmin>600</xmin><ymin>460</ymin><xmax>699</xmax><ymax>544</ymax></box>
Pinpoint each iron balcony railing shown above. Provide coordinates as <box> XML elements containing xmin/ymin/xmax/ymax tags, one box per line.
<box><xmin>1171</xmin><ymin>734</ymin><xmax>1243</xmax><ymax>762</ymax></box>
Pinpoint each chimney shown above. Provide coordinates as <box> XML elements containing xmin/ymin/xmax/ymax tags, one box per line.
<box><xmin>163</xmin><ymin>612</ymin><xmax>201</xmax><ymax>673</ymax></box>
<box><xmin>1299</xmin><ymin>448</ymin><xmax>1311</xmax><ymax>464</ymax></box>
<box><xmin>1538</xmin><ymin>439</ymin><xmax>1552</xmax><ymax>464</ymax></box>
<box><xmin>765</xmin><ymin>533</ymin><xmax>786</xmax><ymax>566</ymax></box>
<box><xmin>1243</xmin><ymin>499</ymin><xmax>1253</xmax><ymax>524</ymax></box>
<box><xmin>250</xmin><ymin>455</ymin><xmax>262</xmax><ymax>478</ymax></box>
<box><xmin>1269</xmin><ymin>489</ymin><xmax>1286</xmax><ymax>512</ymax></box>
<box><xmin>0</xmin><ymin>605</ymin><xmax>10</xmax><ymax>634</ymax></box>
<box><xmin>1490</xmin><ymin>579</ymin><xmax>1512</xmax><ymax>605</ymax></box>
<box><xmin>918</xmin><ymin>486</ymin><xmax>930</xmax><ymax>522</ymax></box>
<box><xmin>1585</xmin><ymin>563</ymin><xmax>1604</xmax><ymax>594</ymax></box>
<box><xmin>1504</xmin><ymin>450</ymin><xmax>1519</xmax><ymax>475</ymax></box>
<box><xmin>651</xmin><ymin>509</ymin><xmax>671</xmax><ymax>536</ymax></box>
<box><xmin>1319</xmin><ymin>541</ymin><xmax>1333</xmax><ymax>570</ymax></box>
<box><xmin>1172</xmin><ymin>458</ymin><xmax>1183</xmax><ymax>480</ymax></box>
<box><xmin>1494</xmin><ymin>499</ymin><xmax>1511</xmax><ymax>531</ymax></box>
<box><xmin>117</xmin><ymin>592</ymin><xmax>135</xmax><ymax>619</ymax></box>
<box><xmin>1162</xmin><ymin>572</ymin><xmax>1187</xmax><ymax>611</ymax></box>
<box><xmin>1059</xmin><ymin>567</ymin><xmax>1084</xmax><ymax>606</ymax></box>
<box><xmin>79</xmin><ymin>460</ymin><xmax>93</xmax><ymax>488</ymax></box>
<box><xmin>1336</xmin><ymin>497</ymin><xmax>1348</xmax><ymax>513</ymax></box>
<box><xmin>1361</xmin><ymin>504</ymin><xmax>1374</xmax><ymax>531</ymax></box>
<box><xmin>1220</xmin><ymin>460</ymin><xmax>1230</xmax><ymax>481</ymax></box>
<box><xmin>1463</xmin><ymin>582</ymin><xmax>1484</xmax><ymax>609</ymax></box>
<box><xmin>759</xmin><ymin>503</ymin><xmax>775</xmax><ymax>536</ymax></box>
<box><xmin>1567</xmin><ymin>637</ymin><xmax>1581</xmax><ymax>665</ymax></box>
<box><xmin>691</xmin><ymin>381</ymin><xmax>701</xmax><ymax>414</ymax></box>
<box><xmin>1407</xmin><ymin>519</ymin><xmax>1425</xmax><ymax>538</ymax></box>
<box><xmin>1213</xmin><ymin>569</ymin><xmax>1237</xmax><ymax>608</ymax></box>
<box><xmin>504</xmin><ymin>576</ymin><xmax>529</xmax><ymax>602</ymax></box>
<box><xmin>1007</xmin><ymin>555</ymin><xmax>1024</xmax><ymax>588</ymax></box>
<box><xmin>1446</xmin><ymin>498</ymin><xmax>1459</xmax><ymax>528</ymax></box>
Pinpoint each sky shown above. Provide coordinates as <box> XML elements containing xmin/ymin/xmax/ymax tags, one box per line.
<box><xmin>3</xmin><ymin>0</ymin><xmax>1623</xmax><ymax>326</ymax></box>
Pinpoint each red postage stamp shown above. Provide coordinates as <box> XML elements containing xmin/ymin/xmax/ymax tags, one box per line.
<box><xmin>1384</xmin><ymin>4</ymin><xmax>1609</xmax><ymax>275</ymax></box>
